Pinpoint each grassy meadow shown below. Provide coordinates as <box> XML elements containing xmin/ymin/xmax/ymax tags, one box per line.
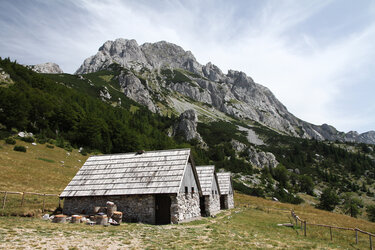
<box><xmin>0</xmin><ymin>138</ymin><xmax>374</xmax><ymax>249</ymax></box>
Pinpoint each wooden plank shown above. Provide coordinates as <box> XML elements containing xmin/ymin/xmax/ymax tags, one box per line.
<box><xmin>84</xmin><ymin>155</ymin><xmax>189</xmax><ymax>166</ymax></box>
<box><xmin>81</xmin><ymin>160</ymin><xmax>188</xmax><ymax>170</ymax></box>
<box><xmin>68</xmin><ymin>175</ymin><xmax>183</xmax><ymax>186</ymax></box>
<box><xmin>77</xmin><ymin>165</ymin><xmax>186</xmax><ymax>176</ymax></box>
<box><xmin>63</xmin><ymin>181</ymin><xmax>181</xmax><ymax>191</ymax></box>
<box><xmin>71</xmin><ymin>170</ymin><xmax>185</xmax><ymax>181</ymax></box>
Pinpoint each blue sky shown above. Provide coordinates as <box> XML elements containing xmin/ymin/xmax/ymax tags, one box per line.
<box><xmin>0</xmin><ymin>0</ymin><xmax>374</xmax><ymax>133</ymax></box>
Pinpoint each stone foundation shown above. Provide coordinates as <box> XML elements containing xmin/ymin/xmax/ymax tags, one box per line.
<box><xmin>171</xmin><ymin>193</ymin><xmax>200</xmax><ymax>224</ymax></box>
<box><xmin>63</xmin><ymin>195</ymin><xmax>155</xmax><ymax>224</ymax></box>
<box><xmin>204</xmin><ymin>194</ymin><xmax>220</xmax><ymax>216</ymax></box>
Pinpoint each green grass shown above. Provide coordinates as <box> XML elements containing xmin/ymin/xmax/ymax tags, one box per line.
<box><xmin>0</xmin><ymin>195</ymin><xmax>374</xmax><ymax>249</ymax></box>
<box><xmin>37</xmin><ymin>158</ymin><xmax>54</xmax><ymax>163</ymax></box>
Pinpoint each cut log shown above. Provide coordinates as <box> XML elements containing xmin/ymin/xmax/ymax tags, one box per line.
<box><xmin>112</xmin><ymin>211</ymin><xmax>123</xmax><ymax>223</ymax></box>
<box><xmin>71</xmin><ymin>215</ymin><xmax>82</xmax><ymax>223</ymax></box>
<box><xmin>106</xmin><ymin>201</ymin><xmax>117</xmax><ymax>218</ymax></box>
<box><xmin>95</xmin><ymin>215</ymin><xmax>108</xmax><ymax>226</ymax></box>
<box><xmin>52</xmin><ymin>214</ymin><xmax>67</xmax><ymax>223</ymax></box>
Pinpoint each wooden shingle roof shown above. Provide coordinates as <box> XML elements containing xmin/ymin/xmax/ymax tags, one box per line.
<box><xmin>216</xmin><ymin>172</ymin><xmax>232</xmax><ymax>195</ymax></box>
<box><xmin>60</xmin><ymin>148</ymin><xmax>192</xmax><ymax>197</ymax></box>
<box><xmin>196</xmin><ymin>165</ymin><xmax>217</xmax><ymax>196</ymax></box>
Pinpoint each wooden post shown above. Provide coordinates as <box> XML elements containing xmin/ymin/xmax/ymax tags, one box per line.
<box><xmin>370</xmin><ymin>235</ymin><xmax>372</xmax><ymax>250</ymax></box>
<box><xmin>42</xmin><ymin>194</ymin><xmax>46</xmax><ymax>213</ymax></box>
<box><xmin>2</xmin><ymin>192</ymin><xmax>7</xmax><ymax>210</ymax></box>
<box><xmin>21</xmin><ymin>192</ymin><xmax>25</xmax><ymax>207</ymax></box>
<box><xmin>355</xmin><ymin>229</ymin><xmax>358</xmax><ymax>244</ymax></box>
<box><xmin>301</xmin><ymin>220</ymin><xmax>303</xmax><ymax>230</ymax></box>
<box><xmin>304</xmin><ymin>221</ymin><xmax>307</xmax><ymax>237</ymax></box>
<box><xmin>295</xmin><ymin>217</ymin><xmax>297</xmax><ymax>227</ymax></box>
<box><xmin>330</xmin><ymin>226</ymin><xmax>333</xmax><ymax>241</ymax></box>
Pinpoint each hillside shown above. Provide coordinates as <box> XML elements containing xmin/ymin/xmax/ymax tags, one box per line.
<box><xmin>1</xmin><ymin>57</ymin><xmax>375</xmax><ymax>219</ymax></box>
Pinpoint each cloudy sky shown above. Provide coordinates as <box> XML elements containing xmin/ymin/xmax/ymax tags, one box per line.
<box><xmin>1</xmin><ymin>0</ymin><xmax>374</xmax><ymax>133</ymax></box>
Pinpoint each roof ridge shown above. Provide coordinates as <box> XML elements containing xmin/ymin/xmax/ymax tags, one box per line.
<box><xmin>89</xmin><ymin>148</ymin><xmax>191</xmax><ymax>157</ymax></box>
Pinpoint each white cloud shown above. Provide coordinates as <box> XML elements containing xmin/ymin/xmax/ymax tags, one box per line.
<box><xmin>1</xmin><ymin>0</ymin><xmax>374</xmax><ymax>132</ymax></box>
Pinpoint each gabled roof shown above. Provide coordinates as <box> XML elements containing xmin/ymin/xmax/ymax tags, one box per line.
<box><xmin>216</xmin><ymin>172</ymin><xmax>232</xmax><ymax>195</ymax></box>
<box><xmin>60</xmin><ymin>148</ymin><xmax>193</xmax><ymax>197</ymax></box>
<box><xmin>196</xmin><ymin>165</ymin><xmax>219</xmax><ymax>196</ymax></box>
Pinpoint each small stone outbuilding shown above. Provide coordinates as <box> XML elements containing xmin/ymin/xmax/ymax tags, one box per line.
<box><xmin>60</xmin><ymin>148</ymin><xmax>202</xmax><ymax>224</ymax></box>
<box><xmin>196</xmin><ymin>165</ymin><xmax>221</xmax><ymax>217</ymax></box>
<box><xmin>217</xmin><ymin>172</ymin><xmax>234</xmax><ymax>209</ymax></box>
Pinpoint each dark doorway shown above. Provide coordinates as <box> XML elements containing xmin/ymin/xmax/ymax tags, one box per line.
<box><xmin>155</xmin><ymin>195</ymin><xmax>171</xmax><ymax>224</ymax></box>
<box><xmin>220</xmin><ymin>195</ymin><xmax>228</xmax><ymax>209</ymax></box>
<box><xmin>200</xmin><ymin>196</ymin><xmax>206</xmax><ymax>216</ymax></box>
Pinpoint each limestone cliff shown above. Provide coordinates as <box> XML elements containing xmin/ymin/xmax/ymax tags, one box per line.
<box><xmin>75</xmin><ymin>38</ymin><xmax>375</xmax><ymax>145</ymax></box>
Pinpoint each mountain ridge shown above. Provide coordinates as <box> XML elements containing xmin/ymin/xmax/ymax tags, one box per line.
<box><xmin>75</xmin><ymin>38</ymin><xmax>375</xmax><ymax>144</ymax></box>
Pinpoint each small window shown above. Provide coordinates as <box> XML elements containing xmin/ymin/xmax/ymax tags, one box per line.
<box><xmin>212</xmin><ymin>190</ymin><xmax>214</xmax><ymax>195</ymax></box>
<box><xmin>215</xmin><ymin>190</ymin><xmax>217</xmax><ymax>195</ymax></box>
<box><xmin>191</xmin><ymin>187</ymin><xmax>194</xmax><ymax>193</ymax></box>
<box><xmin>185</xmin><ymin>186</ymin><xmax>188</xmax><ymax>194</ymax></box>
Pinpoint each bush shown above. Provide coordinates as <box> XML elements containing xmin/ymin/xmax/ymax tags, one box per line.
<box><xmin>233</xmin><ymin>181</ymin><xmax>265</xmax><ymax>197</ymax></box>
<box><xmin>366</xmin><ymin>205</ymin><xmax>375</xmax><ymax>222</ymax></box>
<box><xmin>37</xmin><ymin>138</ymin><xmax>47</xmax><ymax>144</ymax></box>
<box><xmin>21</xmin><ymin>136</ymin><xmax>35</xmax><ymax>143</ymax></box>
<box><xmin>5</xmin><ymin>137</ymin><xmax>16</xmax><ymax>145</ymax></box>
<box><xmin>13</xmin><ymin>145</ymin><xmax>26</xmax><ymax>152</ymax></box>
<box><xmin>46</xmin><ymin>144</ymin><xmax>54</xmax><ymax>149</ymax></box>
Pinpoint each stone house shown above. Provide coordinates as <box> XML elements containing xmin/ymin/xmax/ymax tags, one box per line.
<box><xmin>217</xmin><ymin>172</ymin><xmax>234</xmax><ymax>209</ymax></box>
<box><xmin>196</xmin><ymin>165</ymin><xmax>221</xmax><ymax>216</ymax></box>
<box><xmin>60</xmin><ymin>148</ymin><xmax>202</xmax><ymax>224</ymax></box>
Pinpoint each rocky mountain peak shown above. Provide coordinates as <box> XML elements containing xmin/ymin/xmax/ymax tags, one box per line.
<box><xmin>76</xmin><ymin>38</ymin><xmax>202</xmax><ymax>75</ymax></box>
<box><xmin>202</xmin><ymin>62</ymin><xmax>225</xmax><ymax>82</ymax></box>
<box><xmin>29</xmin><ymin>62</ymin><xmax>63</xmax><ymax>74</ymax></box>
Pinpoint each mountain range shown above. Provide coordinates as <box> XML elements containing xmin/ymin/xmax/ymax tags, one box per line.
<box><xmin>41</xmin><ymin>38</ymin><xmax>374</xmax><ymax>145</ymax></box>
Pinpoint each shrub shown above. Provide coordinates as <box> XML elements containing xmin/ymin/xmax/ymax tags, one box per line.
<box><xmin>5</xmin><ymin>137</ymin><xmax>16</xmax><ymax>145</ymax></box>
<box><xmin>37</xmin><ymin>138</ymin><xmax>47</xmax><ymax>144</ymax></box>
<box><xmin>46</xmin><ymin>144</ymin><xmax>54</xmax><ymax>149</ymax></box>
<box><xmin>366</xmin><ymin>205</ymin><xmax>375</xmax><ymax>222</ymax></box>
<box><xmin>21</xmin><ymin>136</ymin><xmax>35</xmax><ymax>143</ymax></box>
<box><xmin>14</xmin><ymin>145</ymin><xmax>26</xmax><ymax>152</ymax></box>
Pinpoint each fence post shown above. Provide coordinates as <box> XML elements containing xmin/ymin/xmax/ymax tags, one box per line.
<box><xmin>304</xmin><ymin>221</ymin><xmax>307</xmax><ymax>237</ymax></box>
<box><xmin>370</xmin><ymin>235</ymin><xmax>372</xmax><ymax>250</ymax></box>
<box><xmin>330</xmin><ymin>226</ymin><xmax>333</xmax><ymax>241</ymax></box>
<box><xmin>2</xmin><ymin>192</ymin><xmax>7</xmax><ymax>210</ymax></box>
<box><xmin>21</xmin><ymin>192</ymin><xmax>25</xmax><ymax>207</ymax></box>
<box><xmin>301</xmin><ymin>220</ymin><xmax>303</xmax><ymax>230</ymax></box>
<box><xmin>42</xmin><ymin>194</ymin><xmax>46</xmax><ymax>213</ymax></box>
<box><xmin>355</xmin><ymin>228</ymin><xmax>358</xmax><ymax>244</ymax></box>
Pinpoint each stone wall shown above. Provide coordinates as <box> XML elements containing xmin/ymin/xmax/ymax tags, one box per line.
<box><xmin>63</xmin><ymin>195</ymin><xmax>155</xmax><ymax>224</ymax></box>
<box><xmin>228</xmin><ymin>194</ymin><xmax>234</xmax><ymax>209</ymax></box>
<box><xmin>170</xmin><ymin>193</ymin><xmax>200</xmax><ymax>224</ymax></box>
<box><xmin>204</xmin><ymin>194</ymin><xmax>220</xmax><ymax>216</ymax></box>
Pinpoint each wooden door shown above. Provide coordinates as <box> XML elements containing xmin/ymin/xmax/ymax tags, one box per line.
<box><xmin>155</xmin><ymin>195</ymin><xmax>171</xmax><ymax>224</ymax></box>
<box><xmin>200</xmin><ymin>196</ymin><xmax>206</xmax><ymax>216</ymax></box>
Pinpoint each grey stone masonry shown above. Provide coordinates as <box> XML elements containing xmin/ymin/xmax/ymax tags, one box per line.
<box><xmin>63</xmin><ymin>195</ymin><xmax>155</xmax><ymax>224</ymax></box>
<box><xmin>204</xmin><ymin>194</ymin><xmax>220</xmax><ymax>216</ymax></box>
<box><xmin>228</xmin><ymin>193</ymin><xmax>234</xmax><ymax>209</ymax></box>
<box><xmin>171</xmin><ymin>193</ymin><xmax>200</xmax><ymax>224</ymax></box>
